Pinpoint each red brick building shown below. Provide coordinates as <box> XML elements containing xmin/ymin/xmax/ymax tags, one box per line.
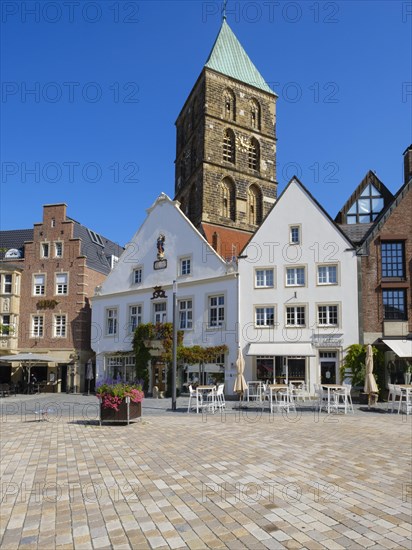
<box><xmin>0</xmin><ymin>204</ymin><xmax>122</xmax><ymax>392</ymax></box>
<box><xmin>337</xmin><ymin>146</ymin><xmax>412</xmax><ymax>381</ymax></box>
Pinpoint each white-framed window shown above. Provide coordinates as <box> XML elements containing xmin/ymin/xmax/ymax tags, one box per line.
<box><xmin>286</xmin><ymin>306</ymin><xmax>306</xmax><ymax>326</ymax></box>
<box><xmin>34</xmin><ymin>274</ymin><xmax>45</xmax><ymax>295</ymax></box>
<box><xmin>54</xmin><ymin>314</ymin><xmax>67</xmax><ymax>337</ymax></box>
<box><xmin>133</xmin><ymin>267</ymin><xmax>142</xmax><ymax>284</ymax></box>
<box><xmin>209</xmin><ymin>295</ymin><xmax>225</xmax><ymax>327</ymax></box>
<box><xmin>32</xmin><ymin>315</ymin><xmax>44</xmax><ymax>337</ymax></box>
<box><xmin>211</xmin><ymin>353</ymin><xmax>226</xmax><ymax>366</ymax></box>
<box><xmin>255</xmin><ymin>306</ymin><xmax>275</xmax><ymax>327</ymax></box>
<box><xmin>317</xmin><ymin>265</ymin><xmax>338</xmax><ymax>285</ymax></box>
<box><xmin>56</xmin><ymin>273</ymin><xmax>68</xmax><ymax>295</ymax></box>
<box><xmin>290</xmin><ymin>225</ymin><xmax>300</xmax><ymax>244</ymax></box>
<box><xmin>179</xmin><ymin>299</ymin><xmax>193</xmax><ymax>329</ymax></box>
<box><xmin>255</xmin><ymin>268</ymin><xmax>274</xmax><ymax>288</ymax></box>
<box><xmin>153</xmin><ymin>302</ymin><xmax>167</xmax><ymax>324</ymax></box>
<box><xmin>106</xmin><ymin>308</ymin><xmax>118</xmax><ymax>335</ymax></box>
<box><xmin>54</xmin><ymin>242</ymin><xmax>63</xmax><ymax>258</ymax></box>
<box><xmin>318</xmin><ymin>305</ymin><xmax>339</xmax><ymax>326</ymax></box>
<box><xmin>179</xmin><ymin>257</ymin><xmax>191</xmax><ymax>276</ymax></box>
<box><xmin>0</xmin><ymin>314</ymin><xmax>11</xmax><ymax>335</ymax></box>
<box><xmin>3</xmin><ymin>274</ymin><xmax>12</xmax><ymax>294</ymax></box>
<box><xmin>129</xmin><ymin>305</ymin><xmax>142</xmax><ymax>332</ymax></box>
<box><xmin>41</xmin><ymin>243</ymin><xmax>50</xmax><ymax>258</ymax></box>
<box><xmin>286</xmin><ymin>267</ymin><xmax>305</xmax><ymax>287</ymax></box>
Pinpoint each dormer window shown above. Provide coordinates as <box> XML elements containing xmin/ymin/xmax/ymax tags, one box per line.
<box><xmin>88</xmin><ymin>229</ymin><xmax>104</xmax><ymax>246</ymax></box>
<box><xmin>346</xmin><ymin>183</ymin><xmax>384</xmax><ymax>224</ymax></box>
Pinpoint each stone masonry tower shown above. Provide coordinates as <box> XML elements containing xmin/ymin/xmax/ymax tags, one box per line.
<box><xmin>174</xmin><ymin>20</ymin><xmax>277</xmax><ymax>260</ymax></box>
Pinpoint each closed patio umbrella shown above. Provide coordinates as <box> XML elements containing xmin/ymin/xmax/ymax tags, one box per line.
<box><xmin>86</xmin><ymin>359</ymin><xmax>94</xmax><ymax>395</ymax></box>
<box><xmin>234</xmin><ymin>347</ymin><xmax>247</xmax><ymax>399</ymax></box>
<box><xmin>364</xmin><ymin>345</ymin><xmax>378</xmax><ymax>408</ymax></box>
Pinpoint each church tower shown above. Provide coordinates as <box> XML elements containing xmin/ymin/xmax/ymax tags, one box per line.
<box><xmin>174</xmin><ymin>19</ymin><xmax>277</xmax><ymax>259</ymax></box>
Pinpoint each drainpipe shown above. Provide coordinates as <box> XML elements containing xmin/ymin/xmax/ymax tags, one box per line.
<box><xmin>357</xmin><ymin>255</ymin><xmax>364</xmax><ymax>345</ymax></box>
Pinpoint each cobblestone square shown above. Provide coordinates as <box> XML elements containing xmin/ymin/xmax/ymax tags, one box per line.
<box><xmin>0</xmin><ymin>395</ymin><xmax>411</xmax><ymax>549</ymax></box>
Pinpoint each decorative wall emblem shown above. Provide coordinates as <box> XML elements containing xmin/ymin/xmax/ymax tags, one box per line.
<box><xmin>36</xmin><ymin>299</ymin><xmax>59</xmax><ymax>310</ymax></box>
<box><xmin>151</xmin><ymin>286</ymin><xmax>167</xmax><ymax>300</ymax></box>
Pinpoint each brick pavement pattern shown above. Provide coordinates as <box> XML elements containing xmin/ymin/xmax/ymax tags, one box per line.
<box><xmin>0</xmin><ymin>396</ymin><xmax>411</xmax><ymax>549</ymax></box>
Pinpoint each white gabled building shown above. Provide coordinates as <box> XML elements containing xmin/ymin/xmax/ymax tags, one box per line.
<box><xmin>91</xmin><ymin>194</ymin><xmax>238</xmax><ymax>394</ymax></box>
<box><xmin>238</xmin><ymin>178</ymin><xmax>359</xmax><ymax>392</ymax></box>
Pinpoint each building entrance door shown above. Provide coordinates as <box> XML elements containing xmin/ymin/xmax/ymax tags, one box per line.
<box><xmin>320</xmin><ymin>360</ymin><xmax>337</xmax><ymax>384</ymax></box>
<box><xmin>152</xmin><ymin>361</ymin><xmax>166</xmax><ymax>392</ymax></box>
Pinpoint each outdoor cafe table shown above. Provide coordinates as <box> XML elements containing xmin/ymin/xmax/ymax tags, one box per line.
<box><xmin>321</xmin><ymin>384</ymin><xmax>346</xmax><ymax>414</ymax></box>
<box><xmin>195</xmin><ymin>385</ymin><xmax>216</xmax><ymax>413</ymax></box>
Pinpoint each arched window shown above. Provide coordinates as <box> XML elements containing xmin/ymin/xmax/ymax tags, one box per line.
<box><xmin>247</xmin><ymin>185</ymin><xmax>262</xmax><ymax>225</ymax></box>
<box><xmin>223</xmin><ymin>89</ymin><xmax>236</xmax><ymax>121</ymax></box>
<box><xmin>248</xmin><ymin>138</ymin><xmax>260</xmax><ymax>171</ymax></box>
<box><xmin>250</xmin><ymin>99</ymin><xmax>261</xmax><ymax>130</ymax></box>
<box><xmin>223</xmin><ymin>129</ymin><xmax>235</xmax><ymax>164</ymax></box>
<box><xmin>221</xmin><ymin>177</ymin><xmax>236</xmax><ymax>221</ymax></box>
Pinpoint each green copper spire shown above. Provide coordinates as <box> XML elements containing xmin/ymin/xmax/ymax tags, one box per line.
<box><xmin>205</xmin><ymin>20</ymin><xmax>275</xmax><ymax>95</ymax></box>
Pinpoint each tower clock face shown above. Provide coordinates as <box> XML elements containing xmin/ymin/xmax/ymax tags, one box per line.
<box><xmin>236</xmin><ymin>135</ymin><xmax>249</xmax><ymax>152</ymax></box>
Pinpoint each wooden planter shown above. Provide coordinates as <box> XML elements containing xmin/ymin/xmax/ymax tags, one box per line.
<box><xmin>99</xmin><ymin>397</ymin><xmax>142</xmax><ymax>425</ymax></box>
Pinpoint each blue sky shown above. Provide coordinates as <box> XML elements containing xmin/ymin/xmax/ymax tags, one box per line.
<box><xmin>1</xmin><ymin>0</ymin><xmax>411</xmax><ymax>246</ymax></box>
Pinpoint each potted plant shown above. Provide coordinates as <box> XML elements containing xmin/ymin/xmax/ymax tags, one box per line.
<box><xmin>96</xmin><ymin>379</ymin><xmax>144</xmax><ymax>425</ymax></box>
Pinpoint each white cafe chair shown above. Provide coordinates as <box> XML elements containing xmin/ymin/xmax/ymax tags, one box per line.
<box><xmin>269</xmin><ymin>386</ymin><xmax>296</xmax><ymax>414</ymax></box>
<box><xmin>215</xmin><ymin>384</ymin><xmax>225</xmax><ymax>409</ymax></box>
<box><xmin>392</xmin><ymin>385</ymin><xmax>404</xmax><ymax>414</ymax></box>
<box><xmin>187</xmin><ymin>384</ymin><xmax>202</xmax><ymax>413</ymax></box>
<box><xmin>401</xmin><ymin>389</ymin><xmax>412</xmax><ymax>415</ymax></box>
<box><xmin>314</xmin><ymin>384</ymin><xmax>328</xmax><ymax>412</ymax></box>
<box><xmin>333</xmin><ymin>383</ymin><xmax>354</xmax><ymax>414</ymax></box>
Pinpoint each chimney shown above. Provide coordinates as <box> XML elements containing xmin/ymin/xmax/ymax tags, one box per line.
<box><xmin>403</xmin><ymin>145</ymin><xmax>412</xmax><ymax>184</ymax></box>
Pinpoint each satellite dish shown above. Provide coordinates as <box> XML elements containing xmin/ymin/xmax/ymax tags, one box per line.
<box><xmin>4</xmin><ymin>248</ymin><xmax>22</xmax><ymax>259</ymax></box>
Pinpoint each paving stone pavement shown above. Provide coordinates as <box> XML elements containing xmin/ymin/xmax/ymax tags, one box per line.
<box><xmin>0</xmin><ymin>395</ymin><xmax>411</xmax><ymax>549</ymax></box>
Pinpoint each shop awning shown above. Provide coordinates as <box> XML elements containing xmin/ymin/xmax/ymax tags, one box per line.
<box><xmin>382</xmin><ymin>339</ymin><xmax>412</xmax><ymax>358</ymax></box>
<box><xmin>247</xmin><ymin>343</ymin><xmax>315</xmax><ymax>357</ymax></box>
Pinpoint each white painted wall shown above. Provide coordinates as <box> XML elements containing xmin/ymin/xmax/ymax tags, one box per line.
<box><xmin>91</xmin><ymin>194</ymin><xmax>238</xmax><ymax>393</ymax></box>
<box><xmin>238</xmin><ymin>179</ymin><xmax>359</xmax><ymax>392</ymax></box>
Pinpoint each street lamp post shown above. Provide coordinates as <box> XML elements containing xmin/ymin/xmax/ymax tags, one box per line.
<box><xmin>172</xmin><ymin>280</ymin><xmax>178</xmax><ymax>411</ymax></box>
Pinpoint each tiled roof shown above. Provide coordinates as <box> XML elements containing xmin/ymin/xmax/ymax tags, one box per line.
<box><xmin>337</xmin><ymin>223</ymin><xmax>374</xmax><ymax>245</ymax></box>
<box><xmin>205</xmin><ymin>20</ymin><xmax>275</xmax><ymax>95</ymax></box>
<box><xmin>0</xmin><ymin>229</ymin><xmax>33</xmax><ymax>259</ymax></box>
<box><xmin>201</xmin><ymin>223</ymin><xmax>252</xmax><ymax>261</ymax></box>
<box><xmin>72</xmin><ymin>222</ymin><xmax>124</xmax><ymax>275</ymax></box>
<box><xmin>0</xmin><ymin>222</ymin><xmax>122</xmax><ymax>275</ymax></box>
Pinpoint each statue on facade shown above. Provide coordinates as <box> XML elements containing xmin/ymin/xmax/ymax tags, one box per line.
<box><xmin>157</xmin><ymin>234</ymin><xmax>165</xmax><ymax>259</ymax></box>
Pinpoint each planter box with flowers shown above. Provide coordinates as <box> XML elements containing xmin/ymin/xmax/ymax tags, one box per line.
<box><xmin>96</xmin><ymin>380</ymin><xmax>144</xmax><ymax>425</ymax></box>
